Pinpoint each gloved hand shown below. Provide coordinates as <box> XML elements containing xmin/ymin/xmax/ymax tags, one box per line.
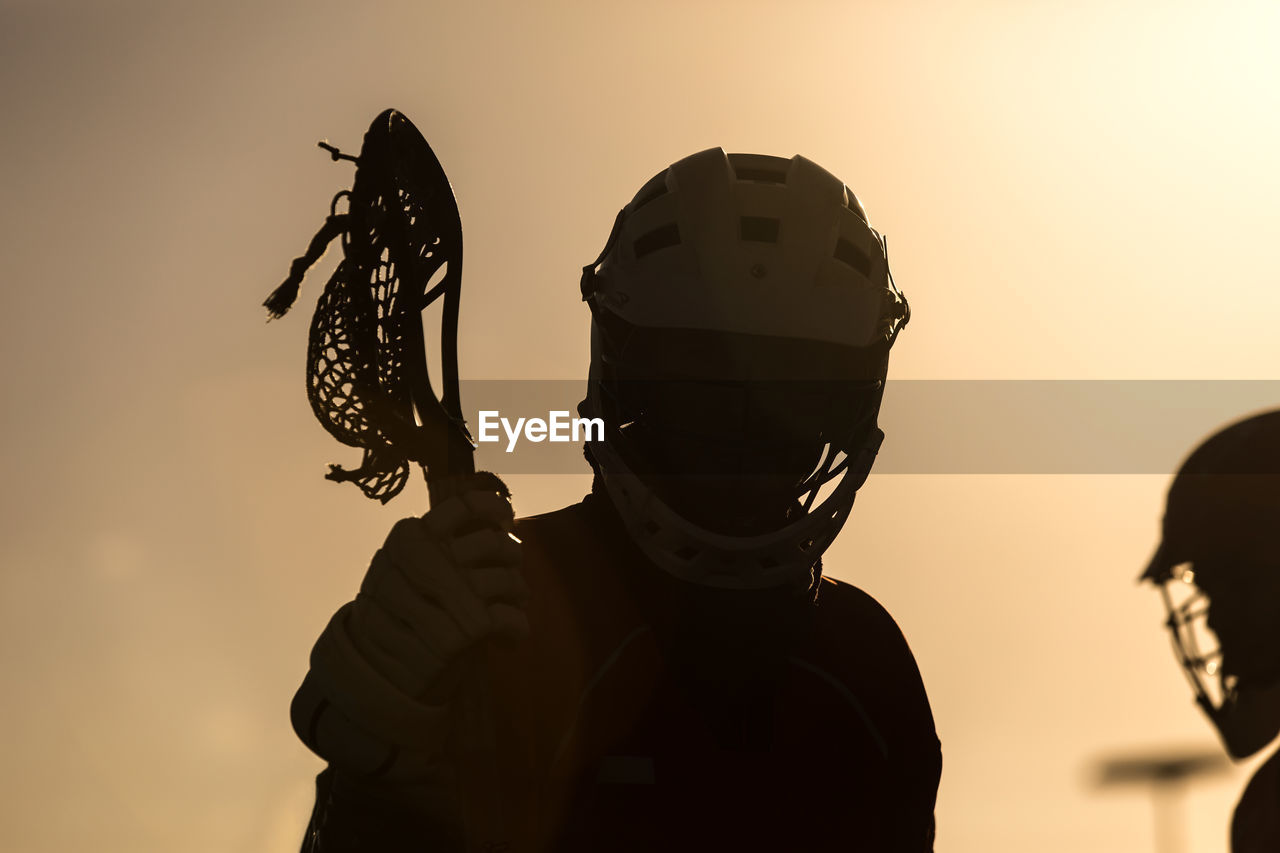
<box><xmin>292</xmin><ymin>478</ymin><xmax>528</xmax><ymax>782</ymax></box>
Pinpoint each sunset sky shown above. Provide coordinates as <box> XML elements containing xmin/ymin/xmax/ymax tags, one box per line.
<box><xmin>2</xmin><ymin>1</ymin><xmax>1279</xmax><ymax>851</ymax></box>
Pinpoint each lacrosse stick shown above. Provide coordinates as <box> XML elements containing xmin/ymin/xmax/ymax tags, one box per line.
<box><xmin>266</xmin><ymin>108</ymin><xmax>508</xmax><ymax>850</ymax></box>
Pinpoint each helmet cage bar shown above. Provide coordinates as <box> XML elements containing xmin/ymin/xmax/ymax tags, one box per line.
<box><xmin>1159</xmin><ymin>576</ymin><xmax>1231</xmax><ymax>714</ymax></box>
<box><xmin>879</xmin><ymin>234</ymin><xmax>911</xmax><ymax>347</ymax></box>
<box><xmin>794</xmin><ymin>383</ymin><xmax>884</xmax><ymax>512</ymax></box>
<box><xmin>800</xmin><ymin>443</ymin><xmax>848</xmax><ymax>512</ymax></box>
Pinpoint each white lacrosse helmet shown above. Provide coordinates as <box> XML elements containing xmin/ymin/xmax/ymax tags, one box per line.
<box><xmin>579</xmin><ymin>148</ymin><xmax>910</xmax><ymax>589</ymax></box>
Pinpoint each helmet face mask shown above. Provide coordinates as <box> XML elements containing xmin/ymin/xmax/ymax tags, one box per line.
<box><xmin>593</xmin><ymin>317</ymin><xmax>889</xmax><ymax>535</ymax></box>
<box><xmin>1155</xmin><ymin>561</ymin><xmax>1280</xmax><ymax>759</ymax></box>
<box><xmin>1158</xmin><ymin>564</ymin><xmax>1229</xmax><ymax>711</ymax></box>
<box><xmin>579</xmin><ymin>148</ymin><xmax>907</xmax><ymax>588</ymax></box>
<box><xmin>613</xmin><ymin>393</ymin><xmax>876</xmax><ymax>537</ymax></box>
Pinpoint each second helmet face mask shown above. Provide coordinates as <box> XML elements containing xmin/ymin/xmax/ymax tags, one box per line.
<box><xmin>1155</xmin><ymin>562</ymin><xmax>1280</xmax><ymax>759</ymax></box>
<box><xmin>579</xmin><ymin>148</ymin><xmax>909</xmax><ymax>589</ymax></box>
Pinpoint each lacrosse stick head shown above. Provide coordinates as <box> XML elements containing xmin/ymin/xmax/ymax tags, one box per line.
<box><xmin>272</xmin><ymin>109</ymin><xmax>475</xmax><ymax>502</ymax></box>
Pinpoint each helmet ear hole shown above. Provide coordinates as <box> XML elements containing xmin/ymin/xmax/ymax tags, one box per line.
<box><xmin>633</xmin><ymin>223</ymin><xmax>682</xmax><ymax>259</ymax></box>
<box><xmin>834</xmin><ymin>237</ymin><xmax>875</xmax><ymax>277</ymax></box>
<box><xmin>731</xmin><ymin>163</ymin><xmax>788</xmax><ymax>184</ymax></box>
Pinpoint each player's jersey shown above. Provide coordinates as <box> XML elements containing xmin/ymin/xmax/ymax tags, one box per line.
<box><xmin>303</xmin><ymin>491</ymin><xmax>941</xmax><ymax>852</ymax></box>
<box><xmin>1233</xmin><ymin>747</ymin><xmax>1280</xmax><ymax>852</ymax></box>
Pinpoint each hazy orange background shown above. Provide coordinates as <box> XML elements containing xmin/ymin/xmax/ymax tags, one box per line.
<box><xmin>3</xmin><ymin>1</ymin><xmax>1279</xmax><ymax>850</ymax></box>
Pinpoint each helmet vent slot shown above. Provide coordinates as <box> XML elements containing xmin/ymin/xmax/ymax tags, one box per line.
<box><xmin>633</xmin><ymin>223</ymin><xmax>682</xmax><ymax>258</ymax></box>
<box><xmin>734</xmin><ymin>166</ymin><xmax>788</xmax><ymax>184</ymax></box>
<box><xmin>834</xmin><ymin>237</ymin><xmax>873</xmax><ymax>277</ymax></box>
<box><xmin>740</xmin><ymin>216</ymin><xmax>780</xmax><ymax>243</ymax></box>
<box><xmin>631</xmin><ymin>179</ymin><xmax>670</xmax><ymax>211</ymax></box>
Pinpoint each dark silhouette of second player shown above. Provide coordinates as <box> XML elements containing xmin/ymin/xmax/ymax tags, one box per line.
<box><xmin>1142</xmin><ymin>409</ymin><xmax>1280</xmax><ymax>852</ymax></box>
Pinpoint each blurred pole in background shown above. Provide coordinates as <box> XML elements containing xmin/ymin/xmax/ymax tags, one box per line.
<box><xmin>1090</xmin><ymin>748</ymin><xmax>1231</xmax><ymax>853</ymax></box>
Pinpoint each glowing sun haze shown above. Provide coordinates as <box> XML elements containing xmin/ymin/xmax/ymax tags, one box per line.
<box><xmin>1</xmin><ymin>1</ymin><xmax>1278</xmax><ymax>851</ymax></box>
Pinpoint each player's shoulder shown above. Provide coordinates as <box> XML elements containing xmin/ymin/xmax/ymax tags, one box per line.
<box><xmin>805</xmin><ymin>575</ymin><xmax>926</xmax><ymax>688</ymax></box>
<box><xmin>512</xmin><ymin>497</ymin><xmax>629</xmax><ymax>601</ymax></box>
<box><xmin>513</xmin><ymin>492</ymin><xmax>632</xmax><ymax>566</ymax></box>
<box><xmin>813</xmin><ymin>575</ymin><xmax>906</xmax><ymax>634</ymax></box>
<box><xmin>511</xmin><ymin>500</ymin><xmax>594</xmax><ymax>579</ymax></box>
<box><xmin>1233</xmin><ymin>746</ymin><xmax>1280</xmax><ymax>852</ymax></box>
